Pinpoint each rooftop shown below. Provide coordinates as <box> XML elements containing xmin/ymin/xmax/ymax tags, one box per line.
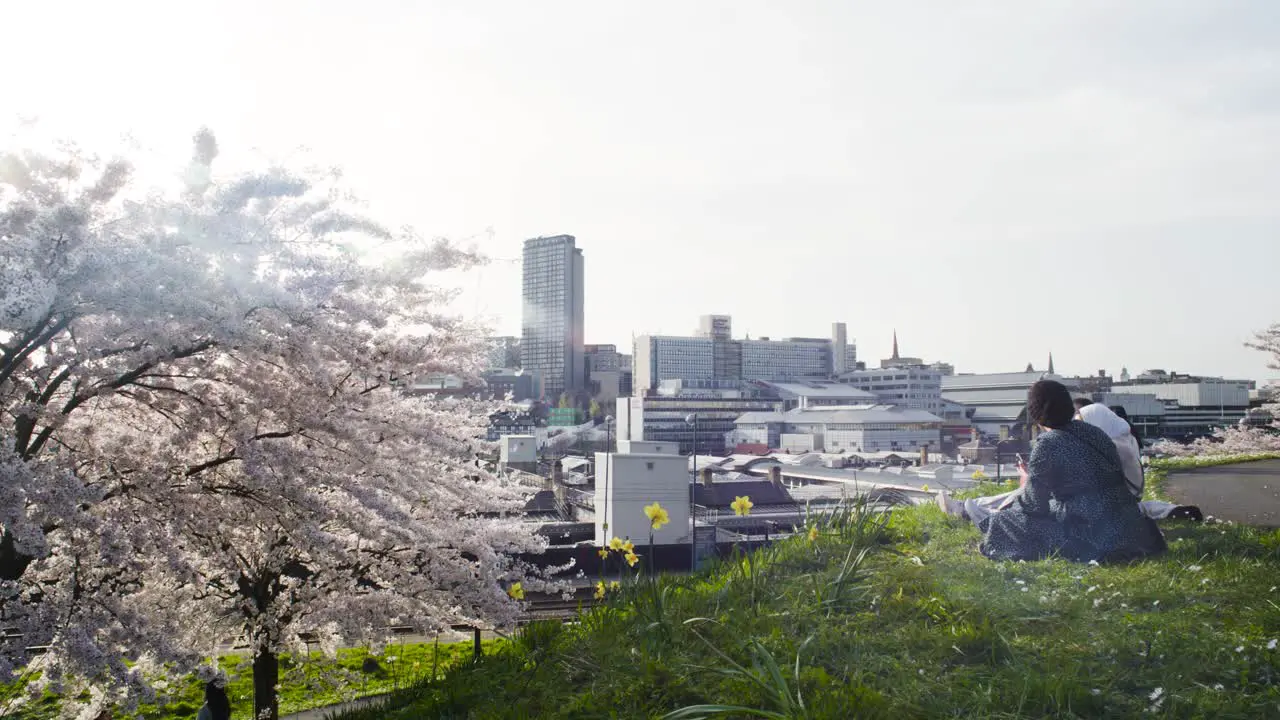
<box><xmin>754</xmin><ymin>380</ymin><xmax>878</xmax><ymax>400</ymax></box>
<box><xmin>693</xmin><ymin>480</ymin><xmax>796</xmax><ymax>508</ymax></box>
<box><xmin>734</xmin><ymin>405</ymin><xmax>945</xmax><ymax>426</ymax></box>
<box><xmin>942</xmin><ymin>371</ymin><xmax>1073</xmax><ymax>389</ymax></box>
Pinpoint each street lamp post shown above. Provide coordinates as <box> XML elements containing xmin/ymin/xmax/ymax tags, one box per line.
<box><xmin>602</xmin><ymin>415</ymin><xmax>615</xmax><ymax>540</ymax></box>
<box><xmin>685</xmin><ymin>413</ymin><xmax>699</xmax><ymax>572</ymax></box>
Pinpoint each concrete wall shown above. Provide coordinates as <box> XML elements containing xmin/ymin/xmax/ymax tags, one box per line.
<box><xmin>780</xmin><ymin>433</ymin><xmax>820</xmax><ymax>453</ymax></box>
<box><xmin>617</xmin><ymin>440</ymin><xmax>678</xmax><ymax>455</ymax></box>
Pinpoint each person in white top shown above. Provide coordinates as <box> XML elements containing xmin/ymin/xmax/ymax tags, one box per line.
<box><xmin>1077</xmin><ymin>402</ymin><xmax>1187</xmax><ymax>520</ymax></box>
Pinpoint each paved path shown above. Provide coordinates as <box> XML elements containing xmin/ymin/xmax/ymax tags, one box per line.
<box><xmin>1164</xmin><ymin>459</ymin><xmax>1280</xmax><ymax>526</ymax></box>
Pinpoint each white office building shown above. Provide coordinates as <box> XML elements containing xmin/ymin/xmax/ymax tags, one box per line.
<box><xmin>749</xmin><ymin>380</ymin><xmax>878</xmax><ymax>411</ymax></box>
<box><xmin>728</xmin><ymin>405</ymin><xmax>944</xmax><ymax>454</ymax></box>
<box><xmin>837</xmin><ymin>366</ymin><xmax>944</xmax><ymax>413</ymax></box>
<box><xmin>1111</xmin><ymin>374</ymin><xmax>1252</xmax><ymax>438</ymax></box>
<box><xmin>633</xmin><ymin>335</ymin><xmax>716</xmax><ymax>393</ymax></box>
<box><xmin>633</xmin><ymin>316</ymin><xmax>858</xmax><ymax>393</ymax></box>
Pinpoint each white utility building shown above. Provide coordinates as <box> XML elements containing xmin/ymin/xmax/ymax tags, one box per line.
<box><xmin>593</xmin><ymin>451</ymin><xmax>690</xmax><ymax>546</ymax></box>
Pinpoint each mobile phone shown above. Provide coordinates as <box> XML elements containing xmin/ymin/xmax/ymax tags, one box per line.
<box><xmin>1015</xmin><ymin>453</ymin><xmax>1025</xmax><ymax>465</ymax></box>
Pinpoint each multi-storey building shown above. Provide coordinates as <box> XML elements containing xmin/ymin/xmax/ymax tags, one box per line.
<box><xmin>584</xmin><ymin>344</ymin><xmax>624</xmax><ymax>406</ymax></box>
<box><xmin>747</xmin><ymin>380</ymin><xmax>877</xmax><ymax>411</ymax></box>
<box><xmin>727</xmin><ymin>405</ymin><xmax>944</xmax><ymax>454</ymax></box>
<box><xmin>941</xmin><ymin>370</ymin><xmax>1077</xmax><ymax>439</ymax></box>
<box><xmin>837</xmin><ymin>366</ymin><xmax>944</xmax><ymax>413</ymax></box>
<box><xmin>520</xmin><ymin>235</ymin><xmax>584</xmax><ymax>401</ymax></box>
<box><xmin>615</xmin><ymin>390</ymin><xmax>781</xmax><ymax>456</ymax></box>
<box><xmin>481</xmin><ymin>369</ymin><xmax>535</xmax><ymax>402</ymax></box>
<box><xmin>740</xmin><ymin>337</ymin><xmax>831</xmax><ymax>380</ymax></box>
<box><xmin>634</xmin><ymin>335</ymin><xmax>715</xmax><ymax>392</ymax></box>
<box><xmin>632</xmin><ymin>316</ymin><xmax>857</xmax><ymax>394</ymax></box>
<box><xmin>1111</xmin><ymin>371</ymin><xmax>1253</xmax><ymax>439</ymax></box>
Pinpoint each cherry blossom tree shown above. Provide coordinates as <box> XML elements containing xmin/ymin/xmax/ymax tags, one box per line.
<box><xmin>0</xmin><ymin>131</ymin><xmax>553</xmax><ymax>718</ymax></box>
<box><xmin>1248</xmin><ymin>323</ymin><xmax>1280</xmax><ymax>415</ymax></box>
<box><xmin>1150</xmin><ymin>323</ymin><xmax>1280</xmax><ymax>458</ymax></box>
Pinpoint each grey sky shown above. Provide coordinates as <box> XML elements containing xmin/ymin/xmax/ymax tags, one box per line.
<box><xmin>6</xmin><ymin>1</ymin><xmax>1279</xmax><ymax>381</ymax></box>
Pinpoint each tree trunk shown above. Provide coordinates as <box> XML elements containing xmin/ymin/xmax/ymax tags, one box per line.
<box><xmin>253</xmin><ymin>647</ymin><xmax>280</xmax><ymax>720</ymax></box>
<box><xmin>0</xmin><ymin>532</ymin><xmax>34</xmax><ymax>582</ymax></box>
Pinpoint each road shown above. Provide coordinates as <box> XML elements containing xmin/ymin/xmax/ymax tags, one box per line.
<box><xmin>1163</xmin><ymin>459</ymin><xmax>1280</xmax><ymax>527</ymax></box>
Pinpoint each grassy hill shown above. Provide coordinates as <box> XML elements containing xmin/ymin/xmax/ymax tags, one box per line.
<box><xmin>335</xmin><ymin>472</ymin><xmax>1280</xmax><ymax>719</ymax></box>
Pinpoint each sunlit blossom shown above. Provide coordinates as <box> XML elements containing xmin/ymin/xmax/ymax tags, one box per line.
<box><xmin>644</xmin><ymin>502</ymin><xmax>670</xmax><ymax>530</ymax></box>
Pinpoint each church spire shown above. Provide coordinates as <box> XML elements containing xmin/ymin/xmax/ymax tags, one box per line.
<box><xmin>1048</xmin><ymin>352</ymin><xmax>1055</xmax><ymax>375</ymax></box>
<box><xmin>891</xmin><ymin>330</ymin><xmax>900</xmax><ymax>360</ymax></box>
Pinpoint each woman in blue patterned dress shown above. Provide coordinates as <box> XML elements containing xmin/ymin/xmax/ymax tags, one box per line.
<box><xmin>979</xmin><ymin>380</ymin><xmax>1167</xmax><ymax>562</ymax></box>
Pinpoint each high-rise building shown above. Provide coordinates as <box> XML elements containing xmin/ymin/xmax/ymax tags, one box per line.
<box><xmin>520</xmin><ymin>235</ymin><xmax>584</xmax><ymax>401</ymax></box>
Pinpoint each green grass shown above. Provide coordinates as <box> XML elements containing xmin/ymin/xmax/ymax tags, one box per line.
<box><xmin>7</xmin><ymin>638</ymin><xmax>495</xmax><ymax>719</ymax></box>
<box><xmin>334</xmin><ymin>495</ymin><xmax>1280</xmax><ymax>718</ymax></box>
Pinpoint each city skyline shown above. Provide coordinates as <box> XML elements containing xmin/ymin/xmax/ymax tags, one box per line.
<box><xmin>5</xmin><ymin>2</ymin><xmax>1279</xmax><ymax>382</ymax></box>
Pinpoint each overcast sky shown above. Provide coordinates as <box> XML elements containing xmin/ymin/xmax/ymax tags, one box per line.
<box><xmin>5</xmin><ymin>1</ymin><xmax>1279</xmax><ymax>381</ymax></box>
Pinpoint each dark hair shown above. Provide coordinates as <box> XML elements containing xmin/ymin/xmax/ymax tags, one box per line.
<box><xmin>205</xmin><ymin>683</ymin><xmax>231</xmax><ymax>720</ymax></box>
<box><xmin>1027</xmin><ymin>380</ymin><xmax>1075</xmax><ymax>430</ymax></box>
<box><xmin>1110</xmin><ymin>404</ymin><xmax>1140</xmax><ymax>439</ymax></box>
<box><xmin>1073</xmin><ymin>397</ymin><xmax>1094</xmax><ymax>410</ymax></box>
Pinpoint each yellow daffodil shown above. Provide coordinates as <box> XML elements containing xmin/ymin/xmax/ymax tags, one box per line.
<box><xmin>609</xmin><ymin>581</ymin><xmax>620</xmax><ymax>591</ymax></box>
<box><xmin>622</xmin><ymin>539</ymin><xmax>635</xmax><ymax>554</ymax></box>
<box><xmin>644</xmin><ymin>502</ymin><xmax>670</xmax><ymax>530</ymax></box>
<box><xmin>807</xmin><ymin>526</ymin><xmax>819</xmax><ymax>543</ymax></box>
<box><xmin>507</xmin><ymin>582</ymin><xmax>524</xmax><ymax>600</ymax></box>
<box><xmin>594</xmin><ymin>581</ymin><xmax>606</xmax><ymax>600</ymax></box>
<box><xmin>922</xmin><ymin>484</ymin><xmax>930</xmax><ymax>492</ymax></box>
<box><xmin>971</xmin><ymin>470</ymin><xmax>988</xmax><ymax>481</ymax></box>
<box><xmin>608</xmin><ymin>536</ymin><xmax>624</xmax><ymax>551</ymax></box>
<box><xmin>625</xmin><ymin>551</ymin><xmax>640</xmax><ymax>567</ymax></box>
<box><xmin>730</xmin><ymin>495</ymin><xmax>754</xmax><ymax>517</ymax></box>
<box><xmin>597</xmin><ymin>548</ymin><xmax>609</xmax><ymax>559</ymax></box>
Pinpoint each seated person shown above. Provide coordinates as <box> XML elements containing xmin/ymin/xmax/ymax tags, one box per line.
<box><xmin>940</xmin><ymin>399</ymin><xmax>1202</xmax><ymax>523</ymax></box>
<box><xmin>1078</xmin><ymin>403</ymin><xmax>1202</xmax><ymax>521</ymax></box>
<box><xmin>970</xmin><ymin>380</ymin><xmax>1167</xmax><ymax>562</ymax></box>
